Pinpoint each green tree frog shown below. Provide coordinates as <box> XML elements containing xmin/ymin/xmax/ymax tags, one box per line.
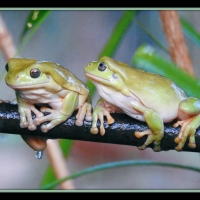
<box><xmin>84</xmin><ymin>56</ymin><xmax>200</xmax><ymax>152</ymax></box>
<box><xmin>5</xmin><ymin>58</ymin><xmax>92</xmax><ymax>157</ymax></box>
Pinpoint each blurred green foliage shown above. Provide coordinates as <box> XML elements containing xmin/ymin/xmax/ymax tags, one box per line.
<box><xmin>11</xmin><ymin>10</ymin><xmax>200</xmax><ymax>189</ymax></box>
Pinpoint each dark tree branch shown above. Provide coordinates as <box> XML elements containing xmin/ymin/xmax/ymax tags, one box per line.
<box><xmin>0</xmin><ymin>102</ymin><xmax>200</xmax><ymax>153</ymax></box>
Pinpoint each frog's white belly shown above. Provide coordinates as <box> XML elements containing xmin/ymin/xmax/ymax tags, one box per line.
<box><xmin>95</xmin><ymin>84</ymin><xmax>146</xmax><ymax>122</ymax></box>
<box><xmin>17</xmin><ymin>88</ymin><xmax>66</xmax><ymax>109</ymax></box>
<box><xmin>95</xmin><ymin>84</ymin><xmax>180</xmax><ymax>123</ymax></box>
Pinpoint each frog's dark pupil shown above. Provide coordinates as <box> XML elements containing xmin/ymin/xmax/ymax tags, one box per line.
<box><xmin>98</xmin><ymin>62</ymin><xmax>107</xmax><ymax>71</ymax></box>
<box><xmin>30</xmin><ymin>68</ymin><xmax>41</xmax><ymax>78</ymax></box>
<box><xmin>5</xmin><ymin>63</ymin><xmax>9</xmax><ymax>72</ymax></box>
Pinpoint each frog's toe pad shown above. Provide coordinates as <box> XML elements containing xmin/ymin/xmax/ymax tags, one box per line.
<box><xmin>33</xmin><ymin>118</ymin><xmax>41</xmax><ymax>126</ymax></box>
<box><xmin>153</xmin><ymin>146</ymin><xmax>161</xmax><ymax>152</ymax></box>
<box><xmin>75</xmin><ymin>120</ymin><xmax>83</xmax><ymax>126</ymax></box>
<box><xmin>100</xmin><ymin>127</ymin><xmax>105</xmax><ymax>136</ymax></box>
<box><xmin>137</xmin><ymin>145</ymin><xmax>147</xmax><ymax>150</ymax></box>
<box><xmin>107</xmin><ymin>117</ymin><xmax>115</xmax><ymax>124</ymax></box>
<box><xmin>90</xmin><ymin>127</ymin><xmax>99</xmax><ymax>135</ymax></box>
<box><xmin>134</xmin><ymin>132</ymin><xmax>143</xmax><ymax>138</ymax></box>
<box><xmin>41</xmin><ymin>125</ymin><xmax>49</xmax><ymax>133</ymax></box>
<box><xmin>175</xmin><ymin>146</ymin><xmax>182</xmax><ymax>152</ymax></box>
<box><xmin>188</xmin><ymin>142</ymin><xmax>196</xmax><ymax>149</ymax></box>
<box><xmin>174</xmin><ymin>137</ymin><xmax>181</xmax><ymax>144</ymax></box>
<box><xmin>20</xmin><ymin>122</ymin><xmax>28</xmax><ymax>129</ymax></box>
<box><xmin>28</xmin><ymin>124</ymin><xmax>37</xmax><ymax>131</ymax></box>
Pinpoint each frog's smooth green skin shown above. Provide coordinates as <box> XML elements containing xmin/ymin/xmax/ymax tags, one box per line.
<box><xmin>84</xmin><ymin>56</ymin><xmax>200</xmax><ymax>152</ymax></box>
<box><xmin>5</xmin><ymin>58</ymin><xmax>92</xmax><ymax>151</ymax></box>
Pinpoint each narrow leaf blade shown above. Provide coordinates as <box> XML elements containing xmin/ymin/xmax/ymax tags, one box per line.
<box><xmin>20</xmin><ymin>10</ymin><xmax>51</xmax><ymax>41</ymax></box>
<box><xmin>181</xmin><ymin>17</ymin><xmax>200</xmax><ymax>48</ymax></box>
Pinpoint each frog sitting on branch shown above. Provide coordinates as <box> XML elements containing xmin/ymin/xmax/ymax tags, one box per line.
<box><xmin>5</xmin><ymin>58</ymin><xmax>92</xmax><ymax>158</ymax></box>
<box><xmin>85</xmin><ymin>56</ymin><xmax>200</xmax><ymax>152</ymax></box>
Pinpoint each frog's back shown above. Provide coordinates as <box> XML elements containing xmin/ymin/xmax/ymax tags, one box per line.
<box><xmin>127</xmin><ymin>67</ymin><xmax>187</xmax><ymax>121</ymax></box>
<box><xmin>108</xmin><ymin>58</ymin><xmax>187</xmax><ymax>121</ymax></box>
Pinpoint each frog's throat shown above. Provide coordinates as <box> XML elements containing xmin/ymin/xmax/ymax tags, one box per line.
<box><xmin>85</xmin><ymin>73</ymin><xmax>110</xmax><ymax>83</ymax></box>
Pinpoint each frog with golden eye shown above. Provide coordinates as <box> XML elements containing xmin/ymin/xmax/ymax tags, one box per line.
<box><xmin>5</xmin><ymin>58</ymin><xmax>92</xmax><ymax>158</ymax></box>
<box><xmin>85</xmin><ymin>56</ymin><xmax>200</xmax><ymax>152</ymax></box>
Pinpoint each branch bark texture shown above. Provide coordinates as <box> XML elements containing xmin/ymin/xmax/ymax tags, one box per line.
<box><xmin>1</xmin><ymin>102</ymin><xmax>200</xmax><ymax>153</ymax></box>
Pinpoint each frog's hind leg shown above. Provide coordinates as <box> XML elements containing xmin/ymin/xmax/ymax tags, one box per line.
<box><xmin>135</xmin><ymin>128</ymin><xmax>163</xmax><ymax>152</ymax></box>
<box><xmin>131</xmin><ymin>101</ymin><xmax>164</xmax><ymax>152</ymax></box>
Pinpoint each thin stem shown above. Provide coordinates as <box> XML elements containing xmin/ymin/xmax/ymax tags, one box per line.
<box><xmin>159</xmin><ymin>10</ymin><xmax>194</xmax><ymax>75</ymax></box>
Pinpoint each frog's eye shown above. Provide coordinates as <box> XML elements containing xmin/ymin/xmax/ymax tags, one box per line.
<box><xmin>5</xmin><ymin>63</ymin><xmax>9</xmax><ymax>72</ymax></box>
<box><xmin>30</xmin><ymin>68</ymin><xmax>41</xmax><ymax>78</ymax></box>
<box><xmin>98</xmin><ymin>62</ymin><xmax>107</xmax><ymax>71</ymax></box>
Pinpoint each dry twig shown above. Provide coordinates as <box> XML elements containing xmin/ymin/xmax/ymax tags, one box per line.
<box><xmin>159</xmin><ymin>10</ymin><xmax>194</xmax><ymax>75</ymax></box>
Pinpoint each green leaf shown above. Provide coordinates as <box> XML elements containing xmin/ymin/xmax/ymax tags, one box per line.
<box><xmin>180</xmin><ymin>17</ymin><xmax>200</xmax><ymax>48</ymax></box>
<box><xmin>132</xmin><ymin>44</ymin><xmax>200</xmax><ymax>98</ymax></box>
<box><xmin>86</xmin><ymin>10</ymin><xmax>138</xmax><ymax>98</ymax></box>
<box><xmin>20</xmin><ymin>10</ymin><xmax>51</xmax><ymax>41</ymax></box>
<box><xmin>59</xmin><ymin>139</ymin><xmax>74</xmax><ymax>157</ymax></box>
<box><xmin>40</xmin><ymin>166</ymin><xmax>56</xmax><ymax>188</ymax></box>
<box><xmin>41</xmin><ymin>159</ymin><xmax>200</xmax><ymax>189</ymax></box>
<box><xmin>16</xmin><ymin>10</ymin><xmax>51</xmax><ymax>56</ymax></box>
<box><xmin>99</xmin><ymin>10</ymin><xmax>138</xmax><ymax>58</ymax></box>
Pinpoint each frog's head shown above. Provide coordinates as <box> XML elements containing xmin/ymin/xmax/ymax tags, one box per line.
<box><xmin>5</xmin><ymin>58</ymin><xmax>52</xmax><ymax>89</ymax></box>
<box><xmin>84</xmin><ymin>56</ymin><xmax>129</xmax><ymax>91</ymax></box>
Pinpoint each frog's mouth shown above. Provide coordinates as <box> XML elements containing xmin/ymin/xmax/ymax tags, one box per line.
<box><xmin>6</xmin><ymin>81</ymin><xmax>50</xmax><ymax>90</ymax></box>
<box><xmin>85</xmin><ymin>72</ymin><xmax>110</xmax><ymax>83</ymax></box>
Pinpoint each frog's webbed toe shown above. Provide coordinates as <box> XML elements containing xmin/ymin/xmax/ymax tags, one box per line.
<box><xmin>90</xmin><ymin>109</ymin><xmax>109</xmax><ymax>136</ymax></box>
<box><xmin>19</xmin><ymin>115</ymin><xmax>36</xmax><ymax>130</ymax></box>
<box><xmin>33</xmin><ymin>107</ymin><xmax>55</xmax><ymax>126</ymax></box>
<box><xmin>90</xmin><ymin>127</ymin><xmax>99</xmax><ymax>134</ymax></box>
<box><xmin>35</xmin><ymin>108</ymin><xmax>70</xmax><ymax>133</ymax></box>
<box><xmin>174</xmin><ymin>117</ymin><xmax>199</xmax><ymax>151</ymax></box>
<box><xmin>41</xmin><ymin>124</ymin><xmax>52</xmax><ymax>133</ymax></box>
<box><xmin>135</xmin><ymin>129</ymin><xmax>162</xmax><ymax>152</ymax></box>
<box><xmin>18</xmin><ymin>104</ymin><xmax>43</xmax><ymax>130</ymax></box>
<box><xmin>20</xmin><ymin>121</ymin><xmax>29</xmax><ymax>129</ymax></box>
<box><xmin>28</xmin><ymin>123</ymin><xmax>37</xmax><ymax>131</ymax></box>
<box><xmin>75</xmin><ymin>102</ymin><xmax>93</xmax><ymax>126</ymax></box>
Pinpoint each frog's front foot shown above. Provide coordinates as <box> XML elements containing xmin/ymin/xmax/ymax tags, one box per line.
<box><xmin>41</xmin><ymin>124</ymin><xmax>52</xmax><ymax>133</ymax></box>
<box><xmin>90</xmin><ymin>106</ymin><xmax>115</xmax><ymax>136</ymax></box>
<box><xmin>34</xmin><ymin>107</ymin><xmax>70</xmax><ymax>133</ymax></box>
<box><xmin>75</xmin><ymin>102</ymin><xmax>92</xmax><ymax>126</ymax></box>
<box><xmin>19</xmin><ymin>118</ymin><xmax>37</xmax><ymax>131</ymax></box>
<box><xmin>18</xmin><ymin>104</ymin><xmax>44</xmax><ymax>131</ymax></box>
<box><xmin>173</xmin><ymin>118</ymin><xmax>199</xmax><ymax>151</ymax></box>
<box><xmin>135</xmin><ymin>129</ymin><xmax>163</xmax><ymax>152</ymax></box>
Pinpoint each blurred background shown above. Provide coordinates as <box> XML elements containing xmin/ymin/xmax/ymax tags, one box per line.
<box><xmin>0</xmin><ymin>9</ymin><xmax>200</xmax><ymax>190</ymax></box>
